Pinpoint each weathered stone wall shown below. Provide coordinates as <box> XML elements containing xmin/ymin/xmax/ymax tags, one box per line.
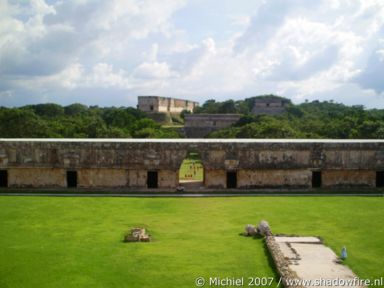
<box><xmin>127</xmin><ymin>170</ymin><xmax>147</xmax><ymax>188</ymax></box>
<box><xmin>8</xmin><ymin>168</ymin><xmax>66</xmax><ymax>188</ymax></box>
<box><xmin>265</xmin><ymin>235</ymin><xmax>304</xmax><ymax>288</ymax></box>
<box><xmin>322</xmin><ymin>170</ymin><xmax>375</xmax><ymax>188</ymax></box>
<box><xmin>205</xmin><ymin>169</ymin><xmax>226</xmax><ymax>188</ymax></box>
<box><xmin>0</xmin><ymin>139</ymin><xmax>383</xmax><ymax>189</ymax></box>
<box><xmin>138</xmin><ymin>96</ymin><xmax>198</xmax><ymax>113</ymax></box>
<box><xmin>78</xmin><ymin>169</ymin><xmax>127</xmax><ymax>188</ymax></box>
<box><xmin>158</xmin><ymin>170</ymin><xmax>178</xmax><ymax>188</ymax></box>
<box><xmin>238</xmin><ymin>169</ymin><xmax>311</xmax><ymax>188</ymax></box>
<box><xmin>184</xmin><ymin>114</ymin><xmax>241</xmax><ymax>138</ymax></box>
<box><xmin>252</xmin><ymin>99</ymin><xmax>289</xmax><ymax>115</ymax></box>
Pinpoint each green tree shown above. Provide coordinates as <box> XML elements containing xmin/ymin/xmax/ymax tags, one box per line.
<box><xmin>25</xmin><ymin>103</ymin><xmax>65</xmax><ymax>118</ymax></box>
<box><xmin>64</xmin><ymin>103</ymin><xmax>88</xmax><ymax>116</ymax></box>
<box><xmin>0</xmin><ymin>109</ymin><xmax>49</xmax><ymax>137</ymax></box>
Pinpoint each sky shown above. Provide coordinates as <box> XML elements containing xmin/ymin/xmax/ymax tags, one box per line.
<box><xmin>0</xmin><ymin>0</ymin><xmax>384</xmax><ymax>108</ymax></box>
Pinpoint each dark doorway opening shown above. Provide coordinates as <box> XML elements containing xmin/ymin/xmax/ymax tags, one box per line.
<box><xmin>0</xmin><ymin>170</ymin><xmax>8</xmax><ymax>187</ymax></box>
<box><xmin>226</xmin><ymin>171</ymin><xmax>237</xmax><ymax>189</ymax></box>
<box><xmin>147</xmin><ymin>171</ymin><xmax>158</xmax><ymax>188</ymax></box>
<box><xmin>312</xmin><ymin>171</ymin><xmax>322</xmax><ymax>188</ymax></box>
<box><xmin>67</xmin><ymin>171</ymin><xmax>77</xmax><ymax>188</ymax></box>
<box><xmin>376</xmin><ymin>171</ymin><xmax>384</xmax><ymax>187</ymax></box>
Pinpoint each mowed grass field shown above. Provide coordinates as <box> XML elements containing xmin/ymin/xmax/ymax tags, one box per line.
<box><xmin>0</xmin><ymin>196</ymin><xmax>383</xmax><ymax>288</ymax></box>
<box><xmin>179</xmin><ymin>159</ymin><xmax>204</xmax><ymax>182</ymax></box>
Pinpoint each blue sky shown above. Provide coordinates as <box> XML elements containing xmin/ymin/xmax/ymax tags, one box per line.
<box><xmin>1</xmin><ymin>0</ymin><xmax>384</xmax><ymax>108</ymax></box>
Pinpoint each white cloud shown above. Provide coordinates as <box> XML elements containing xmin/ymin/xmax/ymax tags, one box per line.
<box><xmin>1</xmin><ymin>0</ymin><xmax>384</xmax><ymax>108</ymax></box>
<box><xmin>9</xmin><ymin>63</ymin><xmax>83</xmax><ymax>91</ymax></box>
<box><xmin>84</xmin><ymin>63</ymin><xmax>132</xmax><ymax>89</ymax></box>
<box><xmin>230</xmin><ymin>15</ymin><xmax>251</xmax><ymax>28</ymax></box>
<box><xmin>133</xmin><ymin>62</ymin><xmax>174</xmax><ymax>79</ymax></box>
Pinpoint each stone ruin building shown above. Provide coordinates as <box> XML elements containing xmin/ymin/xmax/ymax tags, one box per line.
<box><xmin>183</xmin><ymin>114</ymin><xmax>241</xmax><ymax>138</ymax></box>
<box><xmin>252</xmin><ymin>97</ymin><xmax>290</xmax><ymax>115</ymax></box>
<box><xmin>1</xmin><ymin>139</ymin><xmax>384</xmax><ymax>191</ymax></box>
<box><xmin>137</xmin><ymin>96</ymin><xmax>199</xmax><ymax>114</ymax></box>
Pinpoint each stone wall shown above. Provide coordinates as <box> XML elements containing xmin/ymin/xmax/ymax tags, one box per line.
<box><xmin>138</xmin><ymin>96</ymin><xmax>198</xmax><ymax>114</ymax></box>
<box><xmin>158</xmin><ymin>170</ymin><xmax>178</xmax><ymax>188</ymax></box>
<box><xmin>257</xmin><ymin>222</ymin><xmax>304</xmax><ymax>288</ymax></box>
<box><xmin>265</xmin><ymin>235</ymin><xmax>304</xmax><ymax>288</ymax></box>
<box><xmin>252</xmin><ymin>99</ymin><xmax>289</xmax><ymax>115</ymax></box>
<box><xmin>322</xmin><ymin>170</ymin><xmax>375</xmax><ymax>188</ymax></box>
<box><xmin>0</xmin><ymin>139</ymin><xmax>383</xmax><ymax>189</ymax></box>
<box><xmin>205</xmin><ymin>169</ymin><xmax>226</xmax><ymax>188</ymax></box>
<box><xmin>238</xmin><ymin>169</ymin><xmax>311</xmax><ymax>188</ymax></box>
<box><xmin>8</xmin><ymin>168</ymin><xmax>66</xmax><ymax>188</ymax></box>
<box><xmin>78</xmin><ymin>169</ymin><xmax>127</xmax><ymax>188</ymax></box>
<box><xmin>184</xmin><ymin>114</ymin><xmax>241</xmax><ymax>138</ymax></box>
<box><xmin>127</xmin><ymin>170</ymin><xmax>147</xmax><ymax>188</ymax></box>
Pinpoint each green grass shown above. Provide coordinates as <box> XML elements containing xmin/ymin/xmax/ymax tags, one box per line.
<box><xmin>0</xmin><ymin>197</ymin><xmax>383</xmax><ymax>288</ymax></box>
<box><xmin>179</xmin><ymin>159</ymin><xmax>204</xmax><ymax>182</ymax></box>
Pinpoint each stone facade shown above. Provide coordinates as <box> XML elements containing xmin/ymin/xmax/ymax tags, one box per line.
<box><xmin>184</xmin><ymin>114</ymin><xmax>241</xmax><ymax>138</ymax></box>
<box><xmin>252</xmin><ymin>98</ymin><xmax>290</xmax><ymax>115</ymax></box>
<box><xmin>0</xmin><ymin>139</ymin><xmax>384</xmax><ymax>190</ymax></box>
<box><xmin>137</xmin><ymin>96</ymin><xmax>199</xmax><ymax>114</ymax></box>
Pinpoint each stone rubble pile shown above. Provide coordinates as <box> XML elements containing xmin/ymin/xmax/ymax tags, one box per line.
<box><xmin>244</xmin><ymin>220</ymin><xmax>304</xmax><ymax>288</ymax></box>
<box><xmin>124</xmin><ymin>227</ymin><xmax>151</xmax><ymax>242</ymax></box>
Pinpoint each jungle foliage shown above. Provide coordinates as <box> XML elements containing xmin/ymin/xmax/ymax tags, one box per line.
<box><xmin>0</xmin><ymin>103</ymin><xmax>180</xmax><ymax>138</ymax></box>
<box><xmin>2</xmin><ymin>95</ymin><xmax>384</xmax><ymax>139</ymax></box>
<box><xmin>196</xmin><ymin>96</ymin><xmax>384</xmax><ymax>139</ymax></box>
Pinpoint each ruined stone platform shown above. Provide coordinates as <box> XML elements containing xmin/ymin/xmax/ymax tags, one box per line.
<box><xmin>124</xmin><ymin>227</ymin><xmax>151</xmax><ymax>242</ymax></box>
<box><xmin>275</xmin><ymin>236</ymin><xmax>364</xmax><ymax>288</ymax></box>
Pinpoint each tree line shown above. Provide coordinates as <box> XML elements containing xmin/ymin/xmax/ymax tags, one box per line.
<box><xmin>1</xmin><ymin>96</ymin><xmax>384</xmax><ymax>139</ymax></box>
<box><xmin>198</xmin><ymin>96</ymin><xmax>384</xmax><ymax>139</ymax></box>
<box><xmin>0</xmin><ymin>103</ymin><xmax>180</xmax><ymax>138</ymax></box>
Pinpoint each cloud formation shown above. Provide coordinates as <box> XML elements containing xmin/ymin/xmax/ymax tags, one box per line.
<box><xmin>0</xmin><ymin>0</ymin><xmax>384</xmax><ymax>108</ymax></box>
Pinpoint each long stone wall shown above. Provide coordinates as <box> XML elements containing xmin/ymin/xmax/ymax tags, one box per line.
<box><xmin>0</xmin><ymin>139</ymin><xmax>383</xmax><ymax>190</ymax></box>
<box><xmin>137</xmin><ymin>96</ymin><xmax>198</xmax><ymax>113</ymax></box>
<box><xmin>184</xmin><ymin>114</ymin><xmax>241</xmax><ymax>138</ymax></box>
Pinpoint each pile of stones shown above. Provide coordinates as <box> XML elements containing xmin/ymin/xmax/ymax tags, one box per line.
<box><xmin>244</xmin><ymin>220</ymin><xmax>304</xmax><ymax>288</ymax></box>
<box><xmin>124</xmin><ymin>227</ymin><xmax>151</xmax><ymax>242</ymax></box>
<box><xmin>244</xmin><ymin>220</ymin><xmax>272</xmax><ymax>237</ymax></box>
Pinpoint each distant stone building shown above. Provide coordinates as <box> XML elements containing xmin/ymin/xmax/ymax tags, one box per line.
<box><xmin>252</xmin><ymin>97</ymin><xmax>290</xmax><ymax>115</ymax></box>
<box><xmin>184</xmin><ymin>114</ymin><xmax>241</xmax><ymax>138</ymax></box>
<box><xmin>138</xmin><ymin>96</ymin><xmax>199</xmax><ymax>114</ymax></box>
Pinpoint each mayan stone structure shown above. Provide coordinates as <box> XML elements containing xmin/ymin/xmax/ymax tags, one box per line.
<box><xmin>184</xmin><ymin>114</ymin><xmax>241</xmax><ymax>138</ymax></box>
<box><xmin>137</xmin><ymin>96</ymin><xmax>199</xmax><ymax>114</ymax></box>
<box><xmin>252</xmin><ymin>97</ymin><xmax>290</xmax><ymax>115</ymax></box>
<box><xmin>0</xmin><ymin>139</ymin><xmax>384</xmax><ymax>190</ymax></box>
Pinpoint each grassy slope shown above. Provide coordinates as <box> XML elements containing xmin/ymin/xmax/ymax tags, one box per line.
<box><xmin>0</xmin><ymin>197</ymin><xmax>383</xmax><ymax>288</ymax></box>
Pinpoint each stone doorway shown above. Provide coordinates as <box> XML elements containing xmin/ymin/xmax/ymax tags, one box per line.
<box><xmin>66</xmin><ymin>171</ymin><xmax>77</xmax><ymax>188</ymax></box>
<box><xmin>147</xmin><ymin>171</ymin><xmax>158</xmax><ymax>188</ymax></box>
<box><xmin>178</xmin><ymin>152</ymin><xmax>204</xmax><ymax>188</ymax></box>
<box><xmin>0</xmin><ymin>170</ymin><xmax>8</xmax><ymax>187</ymax></box>
<box><xmin>312</xmin><ymin>171</ymin><xmax>322</xmax><ymax>188</ymax></box>
<box><xmin>376</xmin><ymin>171</ymin><xmax>384</xmax><ymax>187</ymax></box>
<box><xmin>226</xmin><ymin>171</ymin><xmax>237</xmax><ymax>188</ymax></box>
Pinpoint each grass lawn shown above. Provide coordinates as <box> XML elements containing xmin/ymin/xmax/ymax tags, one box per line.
<box><xmin>0</xmin><ymin>196</ymin><xmax>383</xmax><ymax>288</ymax></box>
<box><xmin>179</xmin><ymin>159</ymin><xmax>204</xmax><ymax>182</ymax></box>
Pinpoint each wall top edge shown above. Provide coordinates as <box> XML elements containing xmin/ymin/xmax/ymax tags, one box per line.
<box><xmin>1</xmin><ymin>138</ymin><xmax>384</xmax><ymax>144</ymax></box>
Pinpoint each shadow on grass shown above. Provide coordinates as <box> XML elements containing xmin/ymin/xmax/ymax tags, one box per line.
<box><xmin>255</xmin><ymin>236</ymin><xmax>282</xmax><ymax>288</ymax></box>
<box><xmin>239</xmin><ymin>232</ymin><xmax>282</xmax><ymax>287</ymax></box>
